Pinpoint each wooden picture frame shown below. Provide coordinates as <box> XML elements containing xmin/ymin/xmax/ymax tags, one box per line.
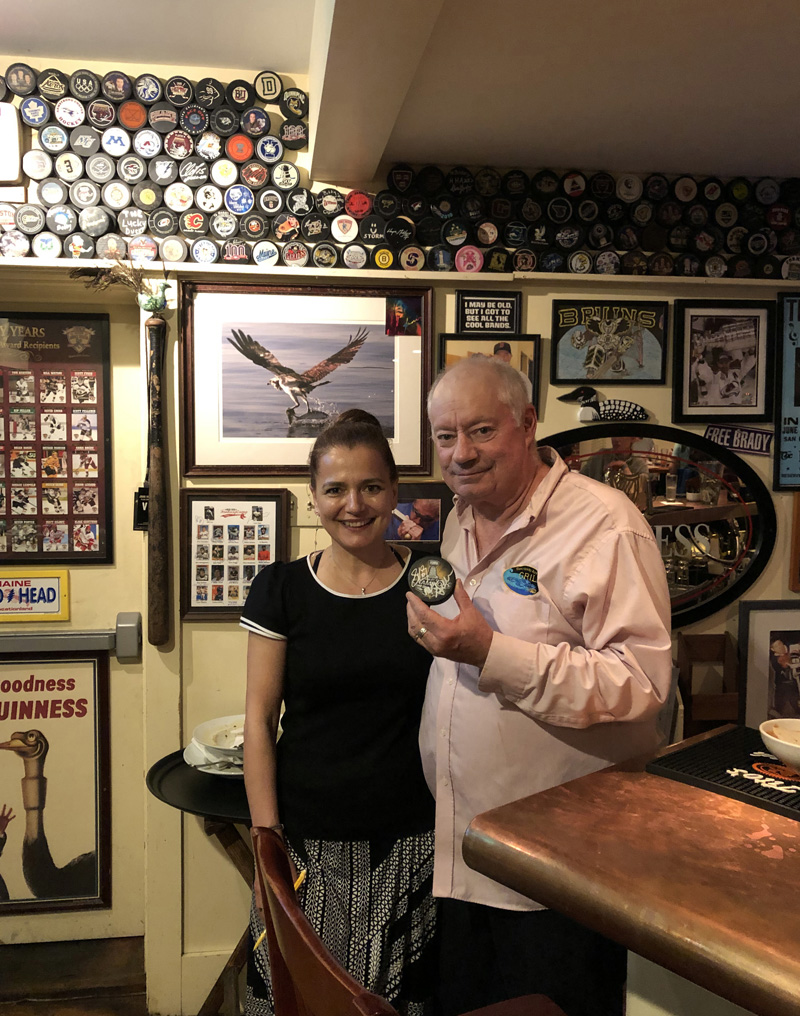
<box><xmin>550</xmin><ymin>299</ymin><xmax>668</xmax><ymax>385</ymax></box>
<box><xmin>439</xmin><ymin>333</ymin><xmax>541</xmax><ymax>408</ymax></box>
<box><xmin>672</xmin><ymin>299</ymin><xmax>775</xmax><ymax>423</ymax></box>
<box><xmin>180</xmin><ymin>487</ymin><xmax>290</xmax><ymax>620</ymax></box>
<box><xmin>774</xmin><ymin>293</ymin><xmax>800</xmax><ymax>490</ymax></box>
<box><xmin>0</xmin><ymin>650</ymin><xmax>110</xmax><ymax>914</ymax></box>
<box><xmin>180</xmin><ymin>282</ymin><xmax>433</xmax><ymax>476</ymax></box>
<box><xmin>384</xmin><ymin>482</ymin><xmax>455</xmax><ymax>554</ymax></box>
<box><xmin>739</xmin><ymin>600</ymin><xmax>800</xmax><ymax>727</ymax></box>
<box><xmin>455</xmin><ymin>290</ymin><xmax>522</xmax><ymax>333</ymax></box>
<box><xmin>0</xmin><ymin>311</ymin><xmax>112</xmax><ymax>563</ymax></box>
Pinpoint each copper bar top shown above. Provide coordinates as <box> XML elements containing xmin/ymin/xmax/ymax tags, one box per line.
<box><xmin>463</xmin><ymin>732</ymin><xmax>800</xmax><ymax>1016</ymax></box>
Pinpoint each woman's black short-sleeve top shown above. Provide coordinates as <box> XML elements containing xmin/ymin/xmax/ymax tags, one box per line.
<box><xmin>240</xmin><ymin>551</ymin><xmax>435</xmax><ymax>841</ymax></box>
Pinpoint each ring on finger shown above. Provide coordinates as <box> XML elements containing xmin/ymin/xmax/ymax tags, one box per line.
<box><xmin>414</xmin><ymin>626</ymin><xmax>428</xmax><ymax>641</ymax></box>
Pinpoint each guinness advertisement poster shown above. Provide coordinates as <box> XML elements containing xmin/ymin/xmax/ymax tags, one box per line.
<box><xmin>0</xmin><ymin>652</ymin><xmax>110</xmax><ymax>914</ymax></box>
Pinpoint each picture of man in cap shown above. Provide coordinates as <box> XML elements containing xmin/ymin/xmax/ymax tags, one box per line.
<box><xmin>492</xmin><ymin>341</ymin><xmax>533</xmax><ymax>399</ymax></box>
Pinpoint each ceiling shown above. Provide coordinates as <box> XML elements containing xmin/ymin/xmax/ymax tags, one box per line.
<box><xmin>2</xmin><ymin>0</ymin><xmax>798</xmax><ymax>188</ymax></box>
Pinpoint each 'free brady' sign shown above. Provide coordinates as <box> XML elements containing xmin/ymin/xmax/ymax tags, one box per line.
<box><xmin>704</xmin><ymin>425</ymin><xmax>773</xmax><ymax>457</ymax></box>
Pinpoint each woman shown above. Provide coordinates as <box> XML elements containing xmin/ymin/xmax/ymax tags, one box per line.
<box><xmin>241</xmin><ymin>409</ymin><xmax>437</xmax><ymax>1016</ymax></box>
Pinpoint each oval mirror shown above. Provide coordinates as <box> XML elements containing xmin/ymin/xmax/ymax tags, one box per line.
<box><xmin>540</xmin><ymin>422</ymin><xmax>777</xmax><ymax>627</ymax></box>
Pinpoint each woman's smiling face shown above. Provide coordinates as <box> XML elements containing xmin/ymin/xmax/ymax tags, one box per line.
<box><xmin>311</xmin><ymin>443</ymin><xmax>398</xmax><ymax>552</ymax></box>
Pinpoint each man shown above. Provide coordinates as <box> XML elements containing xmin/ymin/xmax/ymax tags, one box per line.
<box><xmin>406</xmin><ymin>356</ymin><xmax>671</xmax><ymax>1016</ymax></box>
<box><xmin>579</xmin><ymin>434</ymin><xmax>649</xmax><ymax>481</ymax></box>
<box><xmin>492</xmin><ymin>340</ymin><xmax>533</xmax><ymax>400</ymax></box>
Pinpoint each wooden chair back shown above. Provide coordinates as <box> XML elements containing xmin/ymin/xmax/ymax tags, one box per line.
<box><xmin>251</xmin><ymin>826</ymin><xmax>398</xmax><ymax>1016</ymax></box>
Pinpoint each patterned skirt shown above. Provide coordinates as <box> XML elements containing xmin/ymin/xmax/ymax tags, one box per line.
<box><xmin>246</xmin><ymin>828</ymin><xmax>438</xmax><ymax>1016</ymax></box>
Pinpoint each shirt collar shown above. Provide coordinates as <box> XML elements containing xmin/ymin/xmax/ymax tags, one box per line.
<box><xmin>453</xmin><ymin>446</ymin><xmax>567</xmax><ymax>537</ymax></box>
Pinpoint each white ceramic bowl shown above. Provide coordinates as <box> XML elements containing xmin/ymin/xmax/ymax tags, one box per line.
<box><xmin>192</xmin><ymin>714</ymin><xmax>245</xmax><ymax>756</ymax></box>
<box><xmin>759</xmin><ymin>719</ymin><xmax>800</xmax><ymax>772</ymax></box>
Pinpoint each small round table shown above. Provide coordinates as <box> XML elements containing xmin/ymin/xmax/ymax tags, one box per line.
<box><xmin>146</xmin><ymin>750</ymin><xmax>252</xmax><ymax>1016</ymax></box>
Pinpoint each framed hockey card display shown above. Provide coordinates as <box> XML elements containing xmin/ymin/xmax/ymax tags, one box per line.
<box><xmin>181</xmin><ymin>282</ymin><xmax>433</xmax><ymax>476</ymax></box>
<box><xmin>180</xmin><ymin>487</ymin><xmax>290</xmax><ymax>620</ymax></box>
<box><xmin>551</xmin><ymin>299</ymin><xmax>668</xmax><ymax>385</ymax></box>
<box><xmin>672</xmin><ymin>300</ymin><xmax>775</xmax><ymax>424</ymax></box>
<box><xmin>0</xmin><ymin>313</ymin><xmax>112</xmax><ymax>563</ymax></box>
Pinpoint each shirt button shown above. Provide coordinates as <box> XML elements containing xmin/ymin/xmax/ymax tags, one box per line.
<box><xmin>442</xmin><ymin>777</ymin><xmax>449</xmax><ymax>787</ymax></box>
<box><xmin>469</xmin><ymin>578</ymin><xmax>477</xmax><ymax>586</ymax></box>
<box><xmin>448</xmin><ymin>677</ymin><xmax>454</xmax><ymax>686</ymax></box>
<box><xmin>440</xmin><ymin>728</ymin><xmax>447</xmax><ymax>738</ymax></box>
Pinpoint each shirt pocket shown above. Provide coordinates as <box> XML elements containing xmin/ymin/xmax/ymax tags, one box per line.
<box><xmin>480</xmin><ymin>582</ymin><xmax>552</xmax><ymax>644</ymax></box>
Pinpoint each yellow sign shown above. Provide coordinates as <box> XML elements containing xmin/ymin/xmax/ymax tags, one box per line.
<box><xmin>0</xmin><ymin>569</ymin><xmax>69</xmax><ymax>622</ymax></box>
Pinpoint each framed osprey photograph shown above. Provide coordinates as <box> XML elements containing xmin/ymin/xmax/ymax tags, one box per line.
<box><xmin>181</xmin><ymin>282</ymin><xmax>433</xmax><ymax>476</ymax></box>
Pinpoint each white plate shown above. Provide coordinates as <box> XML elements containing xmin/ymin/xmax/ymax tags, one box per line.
<box><xmin>192</xmin><ymin>714</ymin><xmax>246</xmax><ymax>754</ymax></box>
<box><xmin>183</xmin><ymin>740</ymin><xmax>244</xmax><ymax>778</ymax></box>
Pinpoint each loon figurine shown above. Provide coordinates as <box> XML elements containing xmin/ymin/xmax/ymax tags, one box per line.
<box><xmin>557</xmin><ymin>386</ymin><xmax>649</xmax><ymax>422</ymax></box>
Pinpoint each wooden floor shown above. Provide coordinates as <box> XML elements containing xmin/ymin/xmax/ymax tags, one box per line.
<box><xmin>0</xmin><ymin>994</ymin><xmax>148</xmax><ymax>1016</ymax></box>
<box><xmin>0</xmin><ymin>937</ymin><xmax>148</xmax><ymax>1016</ymax></box>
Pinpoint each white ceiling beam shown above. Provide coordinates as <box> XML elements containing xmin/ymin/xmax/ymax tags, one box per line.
<box><xmin>308</xmin><ymin>0</ymin><xmax>445</xmax><ymax>187</ymax></box>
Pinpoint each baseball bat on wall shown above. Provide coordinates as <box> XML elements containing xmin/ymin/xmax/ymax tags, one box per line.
<box><xmin>145</xmin><ymin>313</ymin><xmax>169</xmax><ymax>646</ymax></box>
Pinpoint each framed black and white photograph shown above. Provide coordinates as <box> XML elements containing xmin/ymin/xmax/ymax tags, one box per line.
<box><xmin>181</xmin><ymin>282</ymin><xmax>433</xmax><ymax>476</ymax></box>
<box><xmin>673</xmin><ymin>299</ymin><xmax>775</xmax><ymax>423</ymax></box>
<box><xmin>0</xmin><ymin>312</ymin><xmax>112</xmax><ymax>563</ymax></box>
<box><xmin>180</xmin><ymin>488</ymin><xmax>290</xmax><ymax>620</ymax></box>
<box><xmin>439</xmin><ymin>333</ymin><xmax>541</xmax><ymax>408</ymax></box>
<box><xmin>774</xmin><ymin>293</ymin><xmax>800</xmax><ymax>490</ymax></box>
<box><xmin>0</xmin><ymin>650</ymin><xmax>110</xmax><ymax>914</ymax></box>
<box><xmin>383</xmin><ymin>482</ymin><xmax>455</xmax><ymax>554</ymax></box>
<box><xmin>550</xmin><ymin>300</ymin><xmax>668</xmax><ymax>385</ymax></box>
<box><xmin>455</xmin><ymin>291</ymin><xmax>521</xmax><ymax>333</ymax></box>
<box><xmin>740</xmin><ymin>600</ymin><xmax>800</xmax><ymax>727</ymax></box>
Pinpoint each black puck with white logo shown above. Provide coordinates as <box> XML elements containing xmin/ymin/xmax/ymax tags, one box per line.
<box><xmin>118</xmin><ymin>207</ymin><xmax>149</xmax><ymax>237</ymax></box>
<box><xmin>253</xmin><ymin>71</ymin><xmax>283</xmax><ymax>104</ymax></box>
<box><xmin>210</xmin><ymin>106</ymin><xmax>239</xmax><ymax>137</ymax></box>
<box><xmin>180</xmin><ymin>156</ymin><xmax>210</xmax><ymax>188</ymax></box>
<box><xmin>408</xmin><ymin>556</ymin><xmax>455</xmax><ymax>605</ymax></box>
<box><xmin>221</xmin><ymin>238</ymin><xmax>252</xmax><ymax>264</ymax></box>
<box><xmin>374</xmin><ymin>190</ymin><xmax>401</xmax><ymax>218</ymax></box>
<box><xmin>426</xmin><ymin>244</ymin><xmax>454</xmax><ymax>271</ymax></box>
<box><xmin>461</xmin><ymin>194</ymin><xmax>487</xmax><ymax>222</ymax></box>
<box><xmin>15</xmin><ymin>204</ymin><xmax>46</xmax><ymax>234</ymax></box>
<box><xmin>279</xmin><ymin>88</ymin><xmax>308</xmax><ymax>119</ymax></box>
<box><xmin>240</xmin><ymin>213</ymin><xmax>267</xmax><ymax>239</ymax></box>
<box><xmin>387</xmin><ymin>163</ymin><xmax>415</xmax><ymax>194</ymax></box>
<box><xmin>6</xmin><ymin>62</ymin><xmax>38</xmax><ymax>96</ymax></box>
<box><xmin>86</xmin><ymin>99</ymin><xmax>116</xmax><ymax>129</ymax></box>
<box><xmin>286</xmin><ymin>187</ymin><xmax>314</xmax><ymax>216</ymax></box>
<box><xmin>474</xmin><ymin>166</ymin><xmax>502</xmax><ymax>196</ymax></box>
<box><xmin>148</xmin><ymin>156</ymin><xmax>179</xmax><ymax>185</ymax></box>
<box><xmin>227</xmin><ymin>80</ymin><xmax>255</xmax><ymax>109</ymax></box>
<box><xmin>258</xmin><ymin>188</ymin><xmax>284</xmax><ymax>215</ymax></box>
<box><xmin>165</xmin><ymin>76</ymin><xmax>193</xmax><ymax>108</ymax></box>
<box><xmin>359</xmin><ymin>215</ymin><xmax>387</xmax><ymax>244</ymax></box>
<box><xmin>311</xmin><ymin>242</ymin><xmax>339</xmax><ymax>269</ymax></box>
<box><xmin>38</xmin><ymin>68</ymin><xmax>70</xmax><ymax>102</ymax></box>
<box><xmin>69</xmin><ymin>68</ymin><xmax>100</xmax><ymax>102</ymax></box>
<box><xmin>149</xmin><ymin>102</ymin><xmax>179</xmax><ymax>134</ymax></box>
<box><xmin>79</xmin><ymin>206</ymin><xmax>114</xmax><ymax>237</ymax></box>
<box><xmin>63</xmin><ymin>231</ymin><xmax>96</xmax><ymax>258</ymax></box>
<box><xmin>134</xmin><ymin>73</ymin><xmax>162</xmax><ymax>105</ymax></box>
<box><xmin>69</xmin><ymin>126</ymin><xmax>101</xmax><ymax>156</ymax></box>
<box><xmin>195</xmin><ymin>78</ymin><xmax>225</xmax><ymax>109</ymax></box>
<box><xmin>279</xmin><ymin>118</ymin><xmax>308</xmax><ymax>150</ymax></box>
<box><xmin>149</xmin><ymin>208</ymin><xmax>179</xmax><ymax>237</ymax></box>
<box><xmin>386</xmin><ymin>216</ymin><xmax>416</xmax><ymax>247</ymax></box>
<box><xmin>69</xmin><ymin>179</ymin><xmax>101</xmax><ymax>208</ymax></box>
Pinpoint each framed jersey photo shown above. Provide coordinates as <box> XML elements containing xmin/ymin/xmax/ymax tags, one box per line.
<box><xmin>0</xmin><ymin>312</ymin><xmax>112</xmax><ymax>564</ymax></box>
<box><xmin>180</xmin><ymin>487</ymin><xmax>290</xmax><ymax>620</ymax></box>
<box><xmin>672</xmin><ymin>300</ymin><xmax>775</xmax><ymax>424</ymax></box>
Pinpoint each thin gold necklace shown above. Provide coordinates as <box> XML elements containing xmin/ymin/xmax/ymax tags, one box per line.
<box><xmin>327</xmin><ymin>546</ymin><xmax>391</xmax><ymax>595</ymax></box>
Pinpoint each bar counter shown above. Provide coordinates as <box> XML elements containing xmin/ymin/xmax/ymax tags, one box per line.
<box><xmin>463</xmin><ymin>731</ymin><xmax>800</xmax><ymax>1016</ymax></box>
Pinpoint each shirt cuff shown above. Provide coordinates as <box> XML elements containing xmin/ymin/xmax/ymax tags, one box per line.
<box><xmin>478</xmin><ymin>631</ymin><xmax>536</xmax><ymax>700</ymax></box>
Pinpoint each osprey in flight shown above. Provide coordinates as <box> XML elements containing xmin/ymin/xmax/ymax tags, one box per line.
<box><xmin>227</xmin><ymin>326</ymin><xmax>370</xmax><ymax>417</ymax></box>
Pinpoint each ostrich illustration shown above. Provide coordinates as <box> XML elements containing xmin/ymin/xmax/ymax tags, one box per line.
<box><xmin>227</xmin><ymin>326</ymin><xmax>370</xmax><ymax>419</ymax></box>
<box><xmin>0</xmin><ymin>803</ymin><xmax>14</xmax><ymax>902</ymax></box>
<box><xmin>557</xmin><ymin>386</ymin><xmax>648</xmax><ymax>422</ymax></box>
<box><xmin>0</xmin><ymin>730</ymin><xmax>97</xmax><ymax>899</ymax></box>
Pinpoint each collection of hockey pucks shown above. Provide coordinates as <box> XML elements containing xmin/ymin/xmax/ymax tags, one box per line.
<box><xmin>0</xmin><ymin>62</ymin><xmax>325</xmax><ymax>267</ymax></box>
<box><xmin>4</xmin><ymin>63</ymin><xmax>800</xmax><ymax>276</ymax></box>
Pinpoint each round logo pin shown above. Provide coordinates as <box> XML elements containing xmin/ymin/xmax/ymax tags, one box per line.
<box><xmin>408</xmin><ymin>557</ymin><xmax>456</xmax><ymax>605</ymax></box>
<box><xmin>502</xmin><ymin>566</ymin><xmax>538</xmax><ymax>596</ymax></box>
